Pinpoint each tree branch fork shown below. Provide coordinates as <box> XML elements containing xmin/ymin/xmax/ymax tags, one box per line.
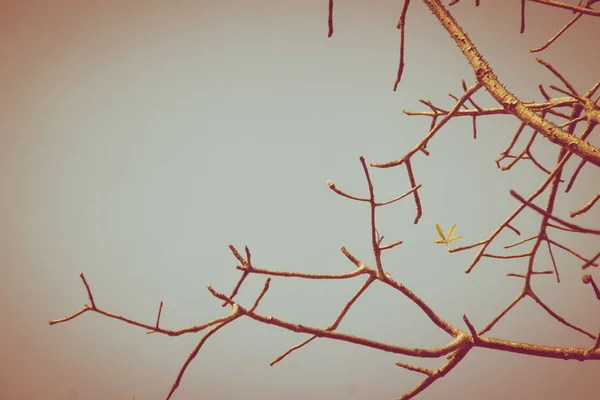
<box><xmin>50</xmin><ymin>242</ymin><xmax>600</xmax><ymax>400</ymax></box>
<box><xmin>49</xmin><ymin>270</ymin><xmax>600</xmax><ymax>362</ymax></box>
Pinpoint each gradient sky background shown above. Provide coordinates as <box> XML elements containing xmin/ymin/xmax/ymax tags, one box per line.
<box><xmin>2</xmin><ymin>1</ymin><xmax>600</xmax><ymax>399</ymax></box>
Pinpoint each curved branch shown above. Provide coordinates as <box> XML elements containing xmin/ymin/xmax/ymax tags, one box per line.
<box><xmin>422</xmin><ymin>0</ymin><xmax>600</xmax><ymax>167</ymax></box>
<box><xmin>208</xmin><ymin>284</ymin><xmax>465</xmax><ymax>358</ymax></box>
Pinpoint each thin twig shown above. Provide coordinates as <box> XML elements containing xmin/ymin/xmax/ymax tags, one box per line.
<box><xmin>530</xmin><ymin>13</ymin><xmax>582</xmax><ymax>53</ymax></box>
<box><xmin>327</xmin><ymin>0</ymin><xmax>334</xmax><ymax>37</ymax></box>
<box><xmin>510</xmin><ymin>190</ymin><xmax>600</xmax><ymax>234</ymax></box>
<box><xmin>394</xmin><ymin>0</ymin><xmax>412</xmax><ymax>91</ymax></box>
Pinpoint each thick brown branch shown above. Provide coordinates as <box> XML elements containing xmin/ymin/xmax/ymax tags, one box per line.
<box><xmin>422</xmin><ymin>0</ymin><xmax>600</xmax><ymax>167</ymax></box>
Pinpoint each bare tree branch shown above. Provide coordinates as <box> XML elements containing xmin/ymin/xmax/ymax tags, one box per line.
<box><xmin>49</xmin><ymin>2</ymin><xmax>600</xmax><ymax>399</ymax></box>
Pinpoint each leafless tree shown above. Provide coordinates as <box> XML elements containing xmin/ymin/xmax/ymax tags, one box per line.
<box><xmin>50</xmin><ymin>1</ymin><xmax>600</xmax><ymax>399</ymax></box>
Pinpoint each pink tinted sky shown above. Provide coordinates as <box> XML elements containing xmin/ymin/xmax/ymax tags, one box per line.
<box><xmin>2</xmin><ymin>1</ymin><xmax>600</xmax><ymax>399</ymax></box>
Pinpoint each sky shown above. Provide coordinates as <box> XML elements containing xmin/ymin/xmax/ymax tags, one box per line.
<box><xmin>2</xmin><ymin>1</ymin><xmax>600</xmax><ymax>399</ymax></box>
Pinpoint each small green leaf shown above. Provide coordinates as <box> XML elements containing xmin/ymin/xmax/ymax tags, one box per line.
<box><xmin>448</xmin><ymin>235</ymin><xmax>463</xmax><ymax>243</ymax></box>
<box><xmin>435</xmin><ymin>223</ymin><xmax>446</xmax><ymax>240</ymax></box>
<box><xmin>447</xmin><ymin>224</ymin><xmax>456</xmax><ymax>239</ymax></box>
